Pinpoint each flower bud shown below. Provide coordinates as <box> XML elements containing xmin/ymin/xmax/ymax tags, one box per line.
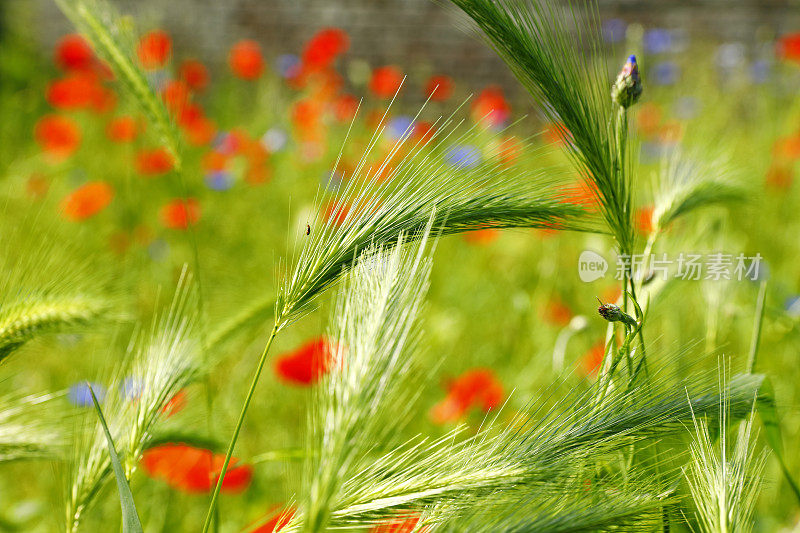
<box><xmin>611</xmin><ymin>55</ymin><xmax>643</xmax><ymax>108</ymax></box>
<box><xmin>597</xmin><ymin>300</ymin><xmax>638</xmax><ymax>327</ymax></box>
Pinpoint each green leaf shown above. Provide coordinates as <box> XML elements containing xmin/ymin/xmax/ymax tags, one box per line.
<box><xmin>87</xmin><ymin>384</ymin><xmax>144</xmax><ymax>533</ymax></box>
<box><xmin>754</xmin><ymin>376</ymin><xmax>800</xmax><ymax>505</ymax></box>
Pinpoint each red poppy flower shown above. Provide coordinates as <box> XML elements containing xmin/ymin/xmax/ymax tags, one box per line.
<box><xmin>636</xmin><ymin>205</ymin><xmax>654</xmax><ymax>234</ymax></box>
<box><xmin>54</xmin><ymin>34</ymin><xmax>94</xmax><ymax>72</ymax></box>
<box><xmin>201</xmin><ymin>151</ymin><xmax>228</xmax><ymax>172</ymax></box>
<box><xmin>141</xmin><ymin>444</ymin><xmax>252</xmax><ymax>494</ymax></box>
<box><xmin>543</xmin><ymin>298</ymin><xmax>572</xmax><ymax>327</ymax></box>
<box><xmin>46</xmin><ymin>73</ymin><xmax>97</xmax><ymax>110</ymax></box>
<box><xmin>496</xmin><ymin>135</ymin><xmax>522</xmax><ymax>167</ymax></box>
<box><xmin>274</xmin><ymin>337</ymin><xmax>335</xmax><ymax>386</ymax></box>
<box><xmin>185</xmin><ymin>116</ymin><xmax>216</xmax><ymax>146</ymax></box>
<box><xmin>323</xmin><ymin>200</ymin><xmax>350</xmax><ymax>226</ymax></box>
<box><xmin>581</xmin><ymin>341</ymin><xmax>606</xmax><ymax>377</ymax></box>
<box><xmin>777</xmin><ymin>33</ymin><xmax>800</xmax><ymax>63</ymax></box>
<box><xmin>291</xmin><ymin>99</ymin><xmax>323</xmax><ymax>141</ymax></box>
<box><xmin>773</xmin><ymin>136</ymin><xmax>800</xmax><ymax>160</ymax></box>
<box><xmin>560</xmin><ymin>180</ymin><xmax>600</xmax><ymax>211</ymax></box>
<box><xmin>161</xmin><ymin>80</ymin><xmax>190</xmax><ymax>113</ymax></box>
<box><xmin>464</xmin><ymin>228</ymin><xmax>498</xmax><ymax>245</ymax></box>
<box><xmin>229</xmin><ymin>40</ymin><xmax>264</xmax><ymax>80</ymax></box>
<box><xmin>369</xmin><ymin>66</ymin><xmax>403</xmax><ymax>99</ymax></box>
<box><xmin>60</xmin><ymin>181</ymin><xmax>114</xmax><ymax>221</ymax></box>
<box><xmin>251</xmin><ymin>507</ymin><xmax>296</xmax><ymax>533</ymax></box>
<box><xmin>431</xmin><ymin>369</ymin><xmax>503</xmax><ymax>424</ymax></box>
<box><xmin>543</xmin><ymin>122</ymin><xmax>572</xmax><ymax>146</ymax></box>
<box><xmin>636</xmin><ymin>103</ymin><xmax>663</xmax><ymax>138</ymax></box>
<box><xmin>302</xmin><ymin>28</ymin><xmax>349</xmax><ymax>70</ymax></box>
<box><xmin>370</xmin><ymin>514</ymin><xmax>421</xmax><ymax>533</ymax></box>
<box><xmin>471</xmin><ymin>86</ymin><xmax>510</xmax><ymax>128</ymax></box>
<box><xmin>179</xmin><ymin>59</ymin><xmax>210</xmax><ymax>92</ymax></box>
<box><xmin>136</xmin><ymin>147</ymin><xmax>174</xmax><ymax>176</ymax></box>
<box><xmin>766</xmin><ymin>162</ymin><xmax>793</xmax><ymax>190</ymax></box>
<box><xmin>137</xmin><ymin>30</ymin><xmax>172</xmax><ymax>70</ymax></box>
<box><xmin>160</xmin><ymin>198</ymin><xmax>200</xmax><ymax>230</ymax></box>
<box><xmin>161</xmin><ymin>390</ymin><xmax>187</xmax><ymax>417</ymax></box>
<box><xmin>658</xmin><ymin>120</ymin><xmax>683</xmax><ymax>144</ymax></box>
<box><xmin>106</xmin><ymin>115</ymin><xmax>140</xmax><ymax>143</ymax></box>
<box><xmin>330</xmin><ymin>93</ymin><xmax>358</xmax><ymax>123</ymax></box>
<box><xmin>34</xmin><ymin>114</ymin><xmax>81</xmax><ymax>160</ymax></box>
<box><xmin>413</xmin><ymin>121</ymin><xmax>436</xmax><ymax>145</ymax></box>
<box><xmin>424</xmin><ymin>74</ymin><xmax>454</xmax><ymax>102</ymax></box>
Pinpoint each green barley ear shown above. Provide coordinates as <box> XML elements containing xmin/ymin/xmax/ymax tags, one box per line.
<box><xmin>651</xmin><ymin>147</ymin><xmax>746</xmax><ymax>236</ymax></box>
<box><xmin>54</xmin><ymin>0</ymin><xmax>182</xmax><ymax>169</ymax></box>
<box><xmin>0</xmin><ymin>392</ymin><xmax>67</xmax><ymax>462</ymax></box>
<box><xmin>276</xmin><ymin>110</ymin><xmax>590</xmax><ymax>329</ymax></box>
<box><xmin>449</xmin><ymin>0</ymin><xmax>634</xmax><ymax>252</ymax></box>
<box><xmin>299</xmin><ymin>229</ymin><xmax>433</xmax><ymax>532</ymax></box>
<box><xmin>684</xmin><ymin>407</ymin><xmax>766</xmax><ymax>533</ymax></box>
<box><xmin>66</xmin><ymin>269</ymin><xmax>201</xmax><ymax>532</ymax></box>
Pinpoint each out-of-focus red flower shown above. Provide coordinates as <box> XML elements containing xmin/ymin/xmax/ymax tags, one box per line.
<box><xmin>766</xmin><ymin>162</ymin><xmax>793</xmax><ymax>190</ymax></box>
<box><xmin>60</xmin><ymin>181</ymin><xmax>114</xmax><ymax>221</ymax></box>
<box><xmin>185</xmin><ymin>116</ymin><xmax>216</xmax><ymax>146</ymax></box>
<box><xmin>324</xmin><ymin>200</ymin><xmax>350</xmax><ymax>226</ymax></box>
<box><xmin>251</xmin><ymin>507</ymin><xmax>296</xmax><ymax>533</ymax></box>
<box><xmin>601</xmin><ymin>285</ymin><xmax>622</xmax><ymax>304</ymax></box>
<box><xmin>543</xmin><ymin>122</ymin><xmax>572</xmax><ymax>146</ymax></box>
<box><xmin>161</xmin><ymin>390</ymin><xmax>187</xmax><ymax>417</ymax></box>
<box><xmin>636</xmin><ymin>102</ymin><xmax>663</xmax><ymax>138</ymax></box>
<box><xmin>658</xmin><ymin>120</ymin><xmax>683</xmax><ymax>144</ymax></box>
<box><xmin>229</xmin><ymin>40</ymin><xmax>264</xmax><ymax>80</ymax></box>
<box><xmin>560</xmin><ymin>180</ymin><xmax>600</xmax><ymax>211</ymax></box>
<box><xmin>464</xmin><ymin>228</ymin><xmax>499</xmax><ymax>245</ymax></box>
<box><xmin>274</xmin><ymin>337</ymin><xmax>335</xmax><ymax>386</ymax></box>
<box><xmin>136</xmin><ymin>147</ymin><xmax>174</xmax><ymax>176</ymax></box>
<box><xmin>369</xmin><ymin>66</ymin><xmax>403</xmax><ymax>99</ymax></box>
<box><xmin>302</xmin><ymin>28</ymin><xmax>349</xmax><ymax>70</ymax></box>
<box><xmin>160</xmin><ymin>198</ymin><xmax>200</xmax><ymax>230</ymax></box>
<box><xmin>424</xmin><ymin>74</ymin><xmax>454</xmax><ymax>102</ymax></box>
<box><xmin>137</xmin><ymin>30</ymin><xmax>172</xmax><ymax>70</ymax></box>
<box><xmin>773</xmin><ymin>136</ymin><xmax>800</xmax><ymax>160</ymax></box>
<box><xmin>291</xmin><ymin>98</ymin><xmax>323</xmax><ymax>141</ymax></box>
<box><xmin>471</xmin><ymin>86</ymin><xmax>510</xmax><ymax>128</ymax></box>
<box><xmin>777</xmin><ymin>33</ymin><xmax>800</xmax><ymax>63</ymax></box>
<box><xmin>202</xmin><ymin>150</ymin><xmax>228</xmax><ymax>172</ymax></box>
<box><xmin>333</xmin><ymin>93</ymin><xmax>359</xmax><ymax>122</ymax></box>
<box><xmin>370</xmin><ymin>514</ymin><xmax>422</xmax><ymax>533</ymax></box>
<box><xmin>47</xmin><ymin>73</ymin><xmax>97</xmax><ymax>109</ymax></box>
<box><xmin>581</xmin><ymin>341</ymin><xmax>606</xmax><ymax>377</ymax></box>
<box><xmin>430</xmin><ymin>368</ymin><xmax>504</xmax><ymax>424</ymax></box>
<box><xmin>179</xmin><ymin>59</ymin><xmax>210</xmax><ymax>92</ymax></box>
<box><xmin>636</xmin><ymin>205</ymin><xmax>654</xmax><ymax>234</ymax></box>
<box><xmin>54</xmin><ymin>34</ymin><xmax>94</xmax><ymax>72</ymax></box>
<box><xmin>161</xmin><ymin>79</ymin><xmax>190</xmax><ymax>112</ymax></box>
<box><xmin>413</xmin><ymin>121</ymin><xmax>436</xmax><ymax>145</ymax></box>
<box><xmin>34</xmin><ymin>114</ymin><xmax>81</xmax><ymax>160</ymax></box>
<box><xmin>141</xmin><ymin>444</ymin><xmax>252</xmax><ymax>494</ymax></box>
<box><xmin>106</xmin><ymin>115</ymin><xmax>140</xmax><ymax>143</ymax></box>
<box><xmin>543</xmin><ymin>297</ymin><xmax>572</xmax><ymax>327</ymax></box>
<box><xmin>496</xmin><ymin>135</ymin><xmax>522</xmax><ymax>167</ymax></box>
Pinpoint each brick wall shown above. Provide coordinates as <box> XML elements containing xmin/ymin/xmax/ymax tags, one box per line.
<box><xmin>9</xmin><ymin>0</ymin><xmax>800</xmax><ymax>101</ymax></box>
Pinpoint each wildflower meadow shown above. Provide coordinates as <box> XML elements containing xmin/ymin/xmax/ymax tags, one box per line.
<box><xmin>2</xmin><ymin>0</ymin><xmax>800</xmax><ymax>531</ymax></box>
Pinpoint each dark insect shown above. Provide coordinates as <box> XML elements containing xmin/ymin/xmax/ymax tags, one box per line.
<box><xmin>306</xmin><ymin>224</ymin><xmax>311</xmax><ymax>236</ymax></box>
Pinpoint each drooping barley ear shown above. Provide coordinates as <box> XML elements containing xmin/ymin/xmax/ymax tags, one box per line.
<box><xmin>54</xmin><ymin>0</ymin><xmax>183</xmax><ymax>170</ymax></box>
<box><xmin>0</xmin><ymin>295</ymin><xmax>111</xmax><ymax>363</ymax></box>
<box><xmin>449</xmin><ymin>0</ymin><xmax>634</xmax><ymax>252</ymax></box>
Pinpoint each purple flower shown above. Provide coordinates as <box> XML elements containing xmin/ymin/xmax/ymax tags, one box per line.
<box><xmin>261</xmin><ymin>128</ymin><xmax>288</xmax><ymax>152</ymax></box>
<box><xmin>69</xmin><ymin>382</ymin><xmax>105</xmax><ymax>407</ymax></box>
<box><xmin>602</xmin><ymin>19</ymin><xmax>627</xmax><ymax>44</ymax></box>
<box><xmin>644</xmin><ymin>29</ymin><xmax>672</xmax><ymax>54</ymax></box>
<box><xmin>445</xmin><ymin>145</ymin><xmax>481</xmax><ymax>169</ymax></box>
<box><xmin>276</xmin><ymin>54</ymin><xmax>300</xmax><ymax>79</ymax></box>
<box><xmin>653</xmin><ymin>61</ymin><xmax>679</xmax><ymax>86</ymax></box>
<box><xmin>121</xmin><ymin>376</ymin><xmax>145</xmax><ymax>400</ymax></box>
<box><xmin>673</xmin><ymin>97</ymin><xmax>700</xmax><ymax>120</ymax></box>
<box><xmin>751</xmin><ymin>60</ymin><xmax>770</xmax><ymax>84</ymax></box>
<box><xmin>785</xmin><ymin>296</ymin><xmax>800</xmax><ymax>317</ymax></box>
<box><xmin>387</xmin><ymin>116</ymin><xmax>414</xmax><ymax>141</ymax></box>
<box><xmin>205</xmin><ymin>171</ymin><xmax>234</xmax><ymax>191</ymax></box>
<box><xmin>213</xmin><ymin>132</ymin><xmax>238</xmax><ymax>156</ymax></box>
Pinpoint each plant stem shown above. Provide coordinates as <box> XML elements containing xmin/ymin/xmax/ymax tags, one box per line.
<box><xmin>746</xmin><ymin>280</ymin><xmax>767</xmax><ymax>374</ymax></box>
<box><xmin>201</xmin><ymin>323</ymin><xmax>280</xmax><ymax>533</ymax></box>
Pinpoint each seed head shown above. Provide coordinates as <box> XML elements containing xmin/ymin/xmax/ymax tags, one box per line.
<box><xmin>611</xmin><ymin>54</ymin><xmax>643</xmax><ymax>108</ymax></box>
<box><xmin>596</xmin><ymin>298</ymin><xmax>637</xmax><ymax>327</ymax></box>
